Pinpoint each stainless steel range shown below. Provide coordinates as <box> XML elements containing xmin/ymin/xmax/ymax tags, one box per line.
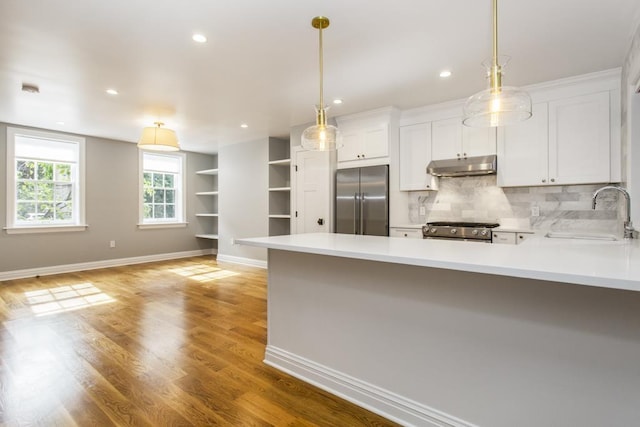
<box><xmin>422</xmin><ymin>221</ymin><xmax>500</xmax><ymax>242</ymax></box>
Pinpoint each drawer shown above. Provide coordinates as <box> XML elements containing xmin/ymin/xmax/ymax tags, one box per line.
<box><xmin>492</xmin><ymin>231</ymin><xmax>517</xmax><ymax>244</ymax></box>
<box><xmin>390</xmin><ymin>228</ymin><xmax>423</xmax><ymax>239</ymax></box>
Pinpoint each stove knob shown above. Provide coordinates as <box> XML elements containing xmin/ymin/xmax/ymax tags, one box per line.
<box><xmin>480</xmin><ymin>230</ymin><xmax>488</xmax><ymax>237</ymax></box>
<box><xmin>472</xmin><ymin>229</ymin><xmax>479</xmax><ymax>236</ymax></box>
<box><xmin>450</xmin><ymin>228</ymin><xmax>457</xmax><ymax>234</ymax></box>
<box><xmin>430</xmin><ymin>228</ymin><xmax>437</xmax><ymax>233</ymax></box>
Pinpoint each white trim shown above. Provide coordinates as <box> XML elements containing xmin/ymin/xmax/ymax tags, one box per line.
<box><xmin>215</xmin><ymin>254</ymin><xmax>267</xmax><ymax>269</ymax></box>
<box><xmin>4</xmin><ymin>224</ymin><xmax>89</xmax><ymax>234</ymax></box>
<box><xmin>0</xmin><ymin>249</ymin><xmax>216</xmax><ymax>281</ymax></box>
<box><xmin>264</xmin><ymin>346</ymin><xmax>478</xmax><ymax>427</ymax></box>
<box><xmin>137</xmin><ymin>222</ymin><xmax>188</xmax><ymax>229</ymax></box>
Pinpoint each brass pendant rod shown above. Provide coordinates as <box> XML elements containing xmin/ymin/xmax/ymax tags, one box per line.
<box><xmin>318</xmin><ymin>23</ymin><xmax>324</xmax><ymax>114</ymax></box>
<box><xmin>490</xmin><ymin>0</ymin><xmax>502</xmax><ymax>93</ymax></box>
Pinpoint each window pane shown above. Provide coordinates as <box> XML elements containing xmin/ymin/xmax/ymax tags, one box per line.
<box><xmin>54</xmin><ymin>184</ymin><xmax>72</xmax><ymax>202</ymax></box>
<box><xmin>17</xmin><ymin>182</ymin><xmax>36</xmax><ymax>200</ymax></box>
<box><xmin>153</xmin><ymin>204</ymin><xmax>165</xmax><ymax>218</ymax></box>
<box><xmin>144</xmin><ymin>188</ymin><xmax>153</xmax><ymax>203</ymax></box>
<box><xmin>37</xmin><ymin>183</ymin><xmax>55</xmax><ymax>201</ymax></box>
<box><xmin>153</xmin><ymin>173</ymin><xmax>164</xmax><ymax>188</ymax></box>
<box><xmin>165</xmin><ymin>190</ymin><xmax>175</xmax><ymax>203</ymax></box>
<box><xmin>55</xmin><ymin>202</ymin><xmax>72</xmax><ymax>220</ymax></box>
<box><xmin>55</xmin><ymin>164</ymin><xmax>71</xmax><ymax>182</ymax></box>
<box><xmin>17</xmin><ymin>202</ymin><xmax>36</xmax><ymax>220</ymax></box>
<box><xmin>37</xmin><ymin>162</ymin><xmax>54</xmax><ymax>180</ymax></box>
<box><xmin>166</xmin><ymin>204</ymin><xmax>175</xmax><ymax>218</ymax></box>
<box><xmin>17</xmin><ymin>160</ymin><xmax>35</xmax><ymax>179</ymax></box>
<box><xmin>37</xmin><ymin>203</ymin><xmax>54</xmax><ymax>220</ymax></box>
<box><xmin>153</xmin><ymin>189</ymin><xmax>165</xmax><ymax>203</ymax></box>
<box><xmin>164</xmin><ymin>174</ymin><xmax>174</xmax><ymax>188</ymax></box>
<box><xmin>143</xmin><ymin>204</ymin><xmax>152</xmax><ymax>219</ymax></box>
<box><xmin>143</xmin><ymin>172</ymin><xmax>153</xmax><ymax>187</ymax></box>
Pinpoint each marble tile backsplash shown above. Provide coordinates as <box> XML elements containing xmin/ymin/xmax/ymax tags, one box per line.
<box><xmin>408</xmin><ymin>175</ymin><xmax>621</xmax><ymax>235</ymax></box>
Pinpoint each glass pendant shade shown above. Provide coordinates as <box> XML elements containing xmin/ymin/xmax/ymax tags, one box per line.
<box><xmin>302</xmin><ymin>16</ymin><xmax>341</xmax><ymax>151</ymax></box>
<box><xmin>463</xmin><ymin>0</ymin><xmax>532</xmax><ymax>128</ymax></box>
<box><xmin>463</xmin><ymin>85</ymin><xmax>532</xmax><ymax>127</ymax></box>
<box><xmin>138</xmin><ymin>122</ymin><xmax>180</xmax><ymax>151</ymax></box>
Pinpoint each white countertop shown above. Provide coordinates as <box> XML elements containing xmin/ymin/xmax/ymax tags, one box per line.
<box><xmin>237</xmin><ymin>233</ymin><xmax>640</xmax><ymax>292</ymax></box>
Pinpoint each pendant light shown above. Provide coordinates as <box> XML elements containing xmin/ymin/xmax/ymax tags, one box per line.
<box><xmin>301</xmin><ymin>16</ymin><xmax>342</xmax><ymax>151</ymax></box>
<box><xmin>137</xmin><ymin>122</ymin><xmax>180</xmax><ymax>151</ymax></box>
<box><xmin>463</xmin><ymin>0</ymin><xmax>532</xmax><ymax>127</ymax></box>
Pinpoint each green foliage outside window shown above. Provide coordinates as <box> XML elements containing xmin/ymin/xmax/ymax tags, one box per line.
<box><xmin>143</xmin><ymin>172</ymin><xmax>177</xmax><ymax>220</ymax></box>
<box><xmin>16</xmin><ymin>160</ymin><xmax>74</xmax><ymax>223</ymax></box>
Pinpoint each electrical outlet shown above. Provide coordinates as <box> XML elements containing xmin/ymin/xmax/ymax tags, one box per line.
<box><xmin>109</xmin><ymin>240</ymin><xmax>116</xmax><ymax>248</ymax></box>
<box><xmin>531</xmin><ymin>206</ymin><xmax>540</xmax><ymax>217</ymax></box>
<box><xmin>419</xmin><ymin>206</ymin><xmax>426</xmax><ymax>216</ymax></box>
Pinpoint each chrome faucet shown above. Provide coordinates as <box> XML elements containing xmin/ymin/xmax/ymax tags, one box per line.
<box><xmin>592</xmin><ymin>185</ymin><xmax>635</xmax><ymax>239</ymax></box>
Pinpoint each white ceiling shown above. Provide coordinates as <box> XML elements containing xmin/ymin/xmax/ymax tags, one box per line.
<box><xmin>1</xmin><ymin>0</ymin><xmax>639</xmax><ymax>154</ymax></box>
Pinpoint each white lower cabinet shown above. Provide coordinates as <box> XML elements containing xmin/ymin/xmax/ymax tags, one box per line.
<box><xmin>390</xmin><ymin>227</ymin><xmax>423</xmax><ymax>239</ymax></box>
<box><xmin>498</xmin><ymin>90</ymin><xmax>612</xmax><ymax>187</ymax></box>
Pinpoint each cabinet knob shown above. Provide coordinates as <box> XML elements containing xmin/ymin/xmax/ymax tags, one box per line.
<box><xmin>361</xmin><ymin>154</ymin><xmax>365</xmax><ymax>158</ymax></box>
<box><xmin>404</xmin><ymin>233</ymin><xmax>408</xmax><ymax>237</ymax></box>
<box><xmin>463</xmin><ymin>152</ymin><xmax>467</xmax><ymax>157</ymax></box>
<box><xmin>542</xmin><ymin>179</ymin><xmax>546</xmax><ymax>183</ymax></box>
<box><xmin>317</xmin><ymin>218</ymin><xmax>324</xmax><ymax>225</ymax></box>
<box><xmin>357</xmin><ymin>155</ymin><xmax>360</xmax><ymax>158</ymax></box>
<box><xmin>550</xmin><ymin>178</ymin><xmax>555</xmax><ymax>183</ymax></box>
<box><xmin>456</xmin><ymin>153</ymin><xmax>461</xmax><ymax>157</ymax></box>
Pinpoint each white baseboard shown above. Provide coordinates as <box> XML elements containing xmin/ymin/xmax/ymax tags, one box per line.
<box><xmin>264</xmin><ymin>345</ymin><xmax>477</xmax><ymax>427</ymax></box>
<box><xmin>216</xmin><ymin>254</ymin><xmax>267</xmax><ymax>269</ymax></box>
<box><xmin>0</xmin><ymin>248</ymin><xmax>216</xmax><ymax>281</ymax></box>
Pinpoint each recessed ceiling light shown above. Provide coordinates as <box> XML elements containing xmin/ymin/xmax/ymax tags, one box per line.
<box><xmin>56</xmin><ymin>121</ymin><xmax>65</xmax><ymax>125</ymax></box>
<box><xmin>439</xmin><ymin>70</ymin><xmax>452</xmax><ymax>78</ymax></box>
<box><xmin>192</xmin><ymin>34</ymin><xmax>207</xmax><ymax>43</ymax></box>
<box><xmin>240</xmin><ymin>123</ymin><xmax>248</xmax><ymax>128</ymax></box>
<box><xmin>106</xmin><ymin>88</ymin><xmax>118</xmax><ymax>95</ymax></box>
<box><xmin>333</xmin><ymin>99</ymin><xmax>343</xmax><ymax>105</ymax></box>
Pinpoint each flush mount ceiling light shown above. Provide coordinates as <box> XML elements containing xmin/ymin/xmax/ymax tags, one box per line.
<box><xmin>439</xmin><ymin>70</ymin><xmax>452</xmax><ymax>78</ymax></box>
<box><xmin>463</xmin><ymin>0</ymin><xmax>532</xmax><ymax>127</ymax></box>
<box><xmin>192</xmin><ymin>34</ymin><xmax>207</xmax><ymax>43</ymax></box>
<box><xmin>137</xmin><ymin>122</ymin><xmax>180</xmax><ymax>151</ymax></box>
<box><xmin>301</xmin><ymin>16</ymin><xmax>342</xmax><ymax>151</ymax></box>
<box><xmin>106</xmin><ymin>88</ymin><xmax>118</xmax><ymax>95</ymax></box>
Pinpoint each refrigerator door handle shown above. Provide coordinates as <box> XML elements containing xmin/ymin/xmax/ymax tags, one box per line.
<box><xmin>353</xmin><ymin>193</ymin><xmax>358</xmax><ymax>234</ymax></box>
<box><xmin>360</xmin><ymin>192</ymin><xmax>365</xmax><ymax>235</ymax></box>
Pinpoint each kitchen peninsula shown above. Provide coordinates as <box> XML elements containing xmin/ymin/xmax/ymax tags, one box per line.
<box><xmin>238</xmin><ymin>233</ymin><xmax>640</xmax><ymax>427</ymax></box>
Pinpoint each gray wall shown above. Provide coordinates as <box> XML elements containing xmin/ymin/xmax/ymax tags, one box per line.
<box><xmin>0</xmin><ymin>122</ymin><xmax>215</xmax><ymax>273</ymax></box>
<box><xmin>218</xmin><ymin>138</ymin><xmax>268</xmax><ymax>262</ymax></box>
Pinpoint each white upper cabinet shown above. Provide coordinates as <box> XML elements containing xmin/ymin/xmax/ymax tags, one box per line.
<box><xmin>399</xmin><ymin>123</ymin><xmax>436</xmax><ymax>191</ymax></box>
<box><xmin>336</xmin><ymin>107</ymin><xmax>399</xmax><ymax>166</ymax></box>
<box><xmin>432</xmin><ymin>117</ymin><xmax>496</xmax><ymax>161</ymax></box>
<box><xmin>498</xmin><ymin>90</ymin><xmax>612</xmax><ymax>187</ymax></box>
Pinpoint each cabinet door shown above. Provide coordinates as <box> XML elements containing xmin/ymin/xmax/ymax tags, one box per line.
<box><xmin>549</xmin><ymin>91</ymin><xmax>610</xmax><ymax>185</ymax></box>
<box><xmin>462</xmin><ymin>126</ymin><xmax>497</xmax><ymax>157</ymax></box>
<box><xmin>431</xmin><ymin>117</ymin><xmax>462</xmax><ymax>160</ymax></box>
<box><xmin>363</xmin><ymin>126</ymin><xmax>388</xmax><ymax>159</ymax></box>
<box><xmin>497</xmin><ymin>103</ymin><xmax>549</xmax><ymax>187</ymax></box>
<box><xmin>399</xmin><ymin>123</ymin><xmax>434</xmax><ymax>191</ymax></box>
<box><xmin>337</xmin><ymin>130</ymin><xmax>362</xmax><ymax>163</ymax></box>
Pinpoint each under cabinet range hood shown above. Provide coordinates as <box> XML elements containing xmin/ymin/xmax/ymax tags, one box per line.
<box><xmin>427</xmin><ymin>155</ymin><xmax>497</xmax><ymax>177</ymax></box>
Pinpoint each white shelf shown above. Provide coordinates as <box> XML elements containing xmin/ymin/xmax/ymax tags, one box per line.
<box><xmin>196</xmin><ymin>191</ymin><xmax>219</xmax><ymax>196</ymax></box>
<box><xmin>269</xmin><ymin>214</ymin><xmax>291</xmax><ymax>219</ymax></box>
<box><xmin>269</xmin><ymin>187</ymin><xmax>291</xmax><ymax>192</ymax></box>
<box><xmin>196</xmin><ymin>213</ymin><xmax>219</xmax><ymax>217</ymax></box>
<box><xmin>268</xmin><ymin>158</ymin><xmax>291</xmax><ymax>166</ymax></box>
<box><xmin>195</xmin><ymin>234</ymin><xmax>219</xmax><ymax>240</ymax></box>
<box><xmin>196</xmin><ymin>168</ymin><xmax>219</xmax><ymax>175</ymax></box>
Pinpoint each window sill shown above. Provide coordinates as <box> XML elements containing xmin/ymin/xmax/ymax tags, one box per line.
<box><xmin>137</xmin><ymin>222</ymin><xmax>188</xmax><ymax>230</ymax></box>
<box><xmin>4</xmin><ymin>224</ymin><xmax>89</xmax><ymax>234</ymax></box>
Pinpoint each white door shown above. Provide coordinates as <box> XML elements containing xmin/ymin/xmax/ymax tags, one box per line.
<box><xmin>431</xmin><ymin>117</ymin><xmax>462</xmax><ymax>160</ymax></box>
<box><xmin>462</xmin><ymin>126</ymin><xmax>497</xmax><ymax>157</ymax></box>
<box><xmin>399</xmin><ymin>123</ymin><xmax>434</xmax><ymax>191</ymax></box>
<box><xmin>294</xmin><ymin>149</ymin><xmax>332</xmax><ymax>234</ymax></box>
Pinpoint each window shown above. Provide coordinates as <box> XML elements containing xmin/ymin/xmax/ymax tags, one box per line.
<box><xmin>6</xmin><ymin>127</ymin><xmax>86</xmax><ymax>234</ymax></box>
<box><xmin>139</xmin><ymin>151</ymin><xmax>186</xmax><ymax>228</ymax></box>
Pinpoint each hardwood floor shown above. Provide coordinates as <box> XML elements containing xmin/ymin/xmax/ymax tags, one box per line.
<box><xmin>0</xmin><ymin>256</ymin><xmax>399</xmax><ymax>426</ymax></box>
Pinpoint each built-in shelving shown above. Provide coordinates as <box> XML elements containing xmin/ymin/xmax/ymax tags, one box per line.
<box><xmin>268</xmin><ymin>138</ymin><xmax>292</xmax><ymax>236</ymax></box>
<box><xmin>195</xmin><ymin>161</ymin><xmax>219</xmax><ymax>241</ymax></box>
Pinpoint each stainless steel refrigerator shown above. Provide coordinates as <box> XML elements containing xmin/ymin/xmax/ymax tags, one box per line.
<box><xmin>335</xmin><ymin>165</ymin><xmax>389</xmax><ymax>236</ymax></box>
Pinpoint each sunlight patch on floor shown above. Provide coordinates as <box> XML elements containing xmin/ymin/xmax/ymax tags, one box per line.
<box><xmin>169</xmin><ymin>264</ymin><xmax>239</xmax><ymax>282</ymax></box>
<box><xmin>24</xmin><ymin>283</ymin><xmax>116</xmax><ymax>317</ymax></box>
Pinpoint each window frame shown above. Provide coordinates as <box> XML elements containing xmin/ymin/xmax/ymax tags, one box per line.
<box><xmin>138</xmin><ymin>150</ymin><xmax>187</xmax><ymax>229</ymax></box>
<box><xmin>5</xmin><ymin>127</ymin><xmax>87</xmax><ymax>234</ymax></box>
